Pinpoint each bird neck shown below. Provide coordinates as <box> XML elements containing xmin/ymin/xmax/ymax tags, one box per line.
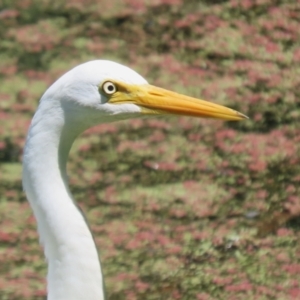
<box><xmin>23</xmin><ymin>102</ymin><xmax>105</xmax><ymax>300</ymax></box>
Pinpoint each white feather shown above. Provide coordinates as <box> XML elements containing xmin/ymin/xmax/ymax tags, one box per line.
<box><xmin>23</xmin><ymin>60</ymin><xmax>148</xmax><ymax>300</ymax></box>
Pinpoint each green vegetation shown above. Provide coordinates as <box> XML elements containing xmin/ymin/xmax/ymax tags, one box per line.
<box><xmin>0</xmin><ymin>0</ymin><xmax>300</xmax><ymax>299</ymax></box>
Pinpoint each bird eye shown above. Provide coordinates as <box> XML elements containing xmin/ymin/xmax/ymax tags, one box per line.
<box><xmin>102</xmin><ymin>81</ymin><xmax>117</xmax><ymax>95</ymax></box>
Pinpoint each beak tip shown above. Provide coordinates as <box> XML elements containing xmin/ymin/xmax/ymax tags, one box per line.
<box><xmin>237</xmin><ymin>111</ymin><xmax>249</xmax><ymax>120</ymax></box>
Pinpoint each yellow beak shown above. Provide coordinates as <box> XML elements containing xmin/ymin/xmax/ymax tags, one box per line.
<box><xmin>108</xmin><ymin>82</ymin><xmax>248</xmax><ymax>121</ymax></box>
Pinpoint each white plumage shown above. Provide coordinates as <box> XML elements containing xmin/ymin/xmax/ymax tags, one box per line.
<box><xmin>23</xmin><ymin>60</ymin><xmax>246</xmax><ymax>300</ymax></box>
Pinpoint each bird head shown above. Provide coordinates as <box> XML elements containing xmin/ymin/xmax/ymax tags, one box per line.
<box><xmin>41</xmin><ymin>60</ymin><xmax>247</xmax><ymax>132</ymax></box>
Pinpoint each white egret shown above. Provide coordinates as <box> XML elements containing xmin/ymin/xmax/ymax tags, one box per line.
<box><xmin>22</xmin><ymin>60</ymin><xmax>247</xmax><ymax>300</ymax></box>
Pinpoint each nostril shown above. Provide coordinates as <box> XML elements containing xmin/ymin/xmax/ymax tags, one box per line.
<box><xmin>148</xmin><ymin>91</ymin><xmax>164</xmax><ymax>97</ymax></box>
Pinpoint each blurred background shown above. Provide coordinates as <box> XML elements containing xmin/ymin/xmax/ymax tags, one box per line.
<box><xmin>0</xmin><ymin>0</ymin><xmax>300</xmax><ymax>299</ymax></box>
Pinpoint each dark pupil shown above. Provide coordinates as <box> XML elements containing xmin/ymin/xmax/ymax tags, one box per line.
<box><xmin>108</xmin><ymin>84</ymin><xmax>114</xmax><ymax>92</ymax></box>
